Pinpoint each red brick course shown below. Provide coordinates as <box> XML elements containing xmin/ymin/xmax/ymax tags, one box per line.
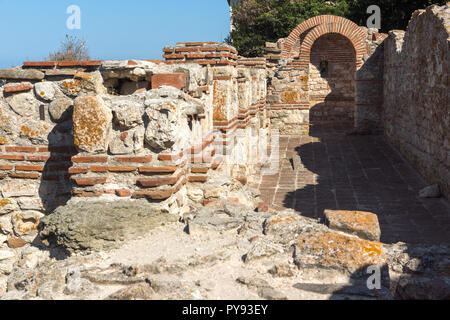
<box><xmin>73</xmin><ymin>177</ymin><xmax>107</xmax><ymax>186</ymax></box>
<box><xmin>116</xmin><ymin>156</ymin><xmax>152</xmax><ymax>163</ymax></box>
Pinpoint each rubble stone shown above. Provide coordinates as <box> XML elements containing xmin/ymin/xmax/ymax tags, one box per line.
<box><xmin>324</xmin><ymin>210</ymin><xmax>381</xmax><ymax>241</ymax></box>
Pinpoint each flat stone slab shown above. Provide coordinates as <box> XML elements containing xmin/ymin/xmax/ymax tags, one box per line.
<box><xmin>324</xmin><ymin>210</ymin><xmax>381</xmax><ymax>241</ymax></box>
<box><xmin>0</xmin><ymin>68</ymin><xmax>44</xmax><ymax>80</ymax></box>
<box><xmin>294</xmin><ymin>230</ymin><xmax>386</xmax><ymax>275</ymax></box>
<box><xmin>39</xmin><ymin>200</ymin><xmax>178</xmax><ymax>252</ymax></box>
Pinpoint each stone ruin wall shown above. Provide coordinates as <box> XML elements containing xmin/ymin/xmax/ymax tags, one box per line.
<box><xmin>0</xmin><ymin>4</ymin><xmax>449</xmax><ymax>250</ymax></box>
<box><xmin>0</xmin><ymin>42</ymin><xmax>268</xmax><ymax>247</ymax></box>
<box><xmin>383</xmin><ymin>4</ymin><xmax>450</xmax><ymax>199</ymax></box>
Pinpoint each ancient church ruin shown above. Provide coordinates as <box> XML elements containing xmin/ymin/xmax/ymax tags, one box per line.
<box><xmin>0</xmin><ymin>4</ymin><xmax>448</xmax><ymax>269</ymax></box>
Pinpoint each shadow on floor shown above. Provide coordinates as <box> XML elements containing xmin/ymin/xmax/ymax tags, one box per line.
<box><xmin>281</xmin><ymin>124</ymin><xmax>449</xmax><ymax>245</ymax></box>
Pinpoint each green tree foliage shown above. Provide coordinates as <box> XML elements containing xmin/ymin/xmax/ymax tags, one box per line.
<box><xmin>230</xmin><ymin>0</ymin><xmax>350</xmax><ymax>57</ymax></box>
<box><xmin>230</xmin><ymin>0</ymin><xmax>447</xmax><ymax>57</ymax></box>
<box><xmin>347</xmin><ymin>0</ymin><xmax>447</xmax><ymax>33</ymax></box>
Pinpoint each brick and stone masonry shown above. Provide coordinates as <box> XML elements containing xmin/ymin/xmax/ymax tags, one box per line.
<box><xmin>0</xmin><ymin>4</ymin><xmax>449</xmax><ymax>249</ymax></box>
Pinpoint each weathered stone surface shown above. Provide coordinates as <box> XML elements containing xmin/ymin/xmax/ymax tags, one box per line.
<box><xmin>144</xmin><ymin>101</ymin><xmax>189</xmax><ymax>151</ymax></box>
<box><xmin>45</xmin><ymin>68</ymin><xmax>80</xmax><ymax>77</ymax></box>
<box><xmin>17</xmin><ymin>198</ymin><xmax>44</xmax><ymax>211</ymax></box>
<box><xmin>109</xmin><ymin>127</ymin><xmax>145</xmax><ymax>155</ymax></box>
<box><xmin>186</xmin><ymin>186</ymin><xmax>204</xmax><ymax>203</ymax></box>
<box><xmin>384</xmin><ymin>242</ymin><xmax>450</xmax><ymax>300</ymax></box>
<box><xmin>109</xmin><ymin>131</ymin><xmax>133</xmax><ymax>155</ymax></box>
<box><xmin>0</xmin><ymin>249</ymin><xmax>15</xmax><ymax>261</ymax></box>
<box><xmin>268</xmin><ymin>264</ymin><xmax>295</xmax><ymax>278</ymax></box>
<box><xmin>144</xmin><ymin>87</ymin><xmax>203</xmax><ymax>152</ymax></box>
<box><xmin>6</xmin><ymin>92</ymin><xmax>40</xmax><ymax>117</ymax></box>
<box><xmin>36</xmin><ymin>281</ymin><xmax>64</xmax><ymax>300</ymax></box>
<box><xmin>18</xmin><ymin>247</ymin><xmax>50</xmax><ymax>270</ymax></box>
<box><xmin>236</xmin><ymin>277</ymin><xmax>287</xmax><ymax>300</ymax></box>
<box><xmin>187</xmin><ymin>201</ymin><xmax>256</xmax><ymax>235</ymax></box>
<box><xmin>64</xmin><ymin>266</ymin><xmax>98</xmax><ymax>297</ymax></box>
<box><xmin>102</xmin><ymin>95</ymin><xmax>145</xmax><ymax>129</ymax></box>
<box><xmin>263</xmin><ymin>210</ymin><xmax>327</xmax><ymax>245</ymax></box>
<box><xmin>19</xmin><ymin>120</ymin><xmax>50</xmax><ymax>143</ymax></box>
<box><xmin>60</xmin><ymin>79</ymin><xmax>82</xmax><ymax>96</ymax></box>
<box><xmin>39</xmin><ymin>200</ymin><xmax>178</xmax><ymax>252</ymax></box>
<box><xmin>294</xmin><ymin>230</ymin><xmax>386</xmax><ymax>275</ymax></box>
<box><xmin>0</xmin><ymin>68</ymin><xmax>44</xmax><ymax>80</ymax></box>
<box><xmin>0</xmin><ymin>233</ymin><xmax>7</xmax><ymax>245</ymax></box>
<box><xmin>60</xmin><ymin>71</ymin><xmax>106</xmax><ymax>97</ymax></box>
<box><xmin>244</xmin><ymin>237</ymin><xmax>284</xmax><ymax>263</ymax></box>
<box><xmin>73</xmin><ymin>96</ymin><xmax>113</xmax><ymax>153</ymax></box>
<box><xmin>0</xmin><ymin>199</ymin><xmax>18</xmax><ymax>216</ymax></box>
<box><xmin>0</xmin><ymin>180</ymin><xmax>39</xmax><ymax>198</ymax></box>
<box><xmin>48</xmin><ymin>97</ymin><xmax>73</xmax><ymax>122</ymax></box>
<box><xmin>12</xmin><ymin>211</ymin><xmax>44</xmax><ymax>238</ymax></box>
<box><xmin>82</xmin><ymin>268</ymin><xmax>146</xmax><ymax>285</ymax></box>
<box><xmin>34</xmin><ymin>82</ymin><xmax>57</xmax><ymax>101</ymax></box>
<box><xmin>6</xmin><ymin>268</ymin><xmax>38</xmax><ymax>294</ymax></box>
<box><xmin>419</xmin><ymin>184</ymin><xmax>441</xmax><ymax>198</ymax></box>
<box><xmin>324</xmin><ymin>210</ymin><xmax>381</xmax><ymax>241</ymax></box>
<box><xmin>395</xmin><ymin>276</ymin><xmax>450</xmax><ymax>300</ymax></box>
<box><xmin>0</xmin><ymin>216</ymin><xmax>13</xmax><ymax>236</ymax></box>
<box><xmin>106</xmin><ymin>283</ymin><xmax>155</xmax><ymax>300</ymax></box>
<box><xmin>0</xmin><ymin>103</ymin><xmax>20</xmax><ymax>135</ymax></box>
<box><xmin>383</xmin><ymin>4</ymin><xmax>450</xmax><ymax>199</ymax></box>
<box><xmin>293</xmin><ymin>282</ymin><xmax>392</xmax><ymax>299</ymax></box>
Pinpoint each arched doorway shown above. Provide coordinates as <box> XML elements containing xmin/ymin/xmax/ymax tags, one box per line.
<box><xmin>308</xmin><ymin>33</ymin><xmax>356</xmax><ymax>126</ymax></box>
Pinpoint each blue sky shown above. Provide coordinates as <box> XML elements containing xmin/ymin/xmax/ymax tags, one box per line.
<box><xmin>0</xmin><ymin>0</ymin><xmax>231</xmax><ymax>68</ymax></box>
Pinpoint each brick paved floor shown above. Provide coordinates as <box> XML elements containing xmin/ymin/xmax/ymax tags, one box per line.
<box><xmin>259</xmin><ymin>126</ymin><xmax>450</xmax><ymax>245</ymax></box>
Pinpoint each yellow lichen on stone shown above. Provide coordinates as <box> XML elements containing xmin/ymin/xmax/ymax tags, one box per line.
<box><xmin>12</xmin><ymin>212</ymin><xmax>41</xmax><ymax>235</ymax></box>
<box><xmin>324</xmin><ymin>210</ymin><xmax>381</xmax><ymax>241</ymax></box>
<box><xmin>296</xmin><ymin>231</ymin><xmax>386</xmax><ymax>273</ymax></box>
<box><xmin>280</xmin><ymin>91</ymin><xmax>299</xmax><ymax>104</ymax></box>
<box><xmin>20</xmin><ymin>123</ymin><xmax>49</xmax><ymax>138</ymax></box>
<box><xmin>266</xmin><ymin>213</ymin><xmax>299</xmax><ymax>227</ymax></box>
<box><xmin>212</xmin><ymin>81</ymin><xmax>228</xmax><ymax>121</ymax></box>
<box><xmin>73</xmin><ymin>96</ymin><xmax>112</xmax><ymax>153</ymax></box>
<box><xmin>0</xmin><ymin>109</ymin><xmax>14</xmax><ymax>134</ymax></box>
<box><xmin>62</xmin><ymin>79</ymin><xmax>82</xmax><ymax>95</ymax></box>
<box><xmin>0</xmin><ymin>199</ymin><xmax>12</xmax><ymax>207</ymax></box>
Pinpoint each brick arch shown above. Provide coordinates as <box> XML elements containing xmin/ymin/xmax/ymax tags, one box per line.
<box><xmin>281</xmin><ymin>15</ymin><xmax>366</xmax><ymax>60</ymax></box>
<box><xmin>298</xmin><ymin>22</ymin><xmax>367</xmax><ymax>68</ymax></box>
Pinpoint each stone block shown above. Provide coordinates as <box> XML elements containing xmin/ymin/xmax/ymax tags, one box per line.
<box><xmin>73</xmin><ymin>96</ymin><xmax>113</xmax><ymax>153</ymax></box>
<box><xmin>324</xmin><ymin>210</ymin><xmax>381</xmax><ymax>242</ymax></box>
<box><xmin>294</xmin><ymin>230</ymin><xmax>386</xmax><ymax>274</ymax></box>
<box><xmin>0</xmin><ymin>68</ymin><xmax>44</xmax><ymax>80</ymax></box>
